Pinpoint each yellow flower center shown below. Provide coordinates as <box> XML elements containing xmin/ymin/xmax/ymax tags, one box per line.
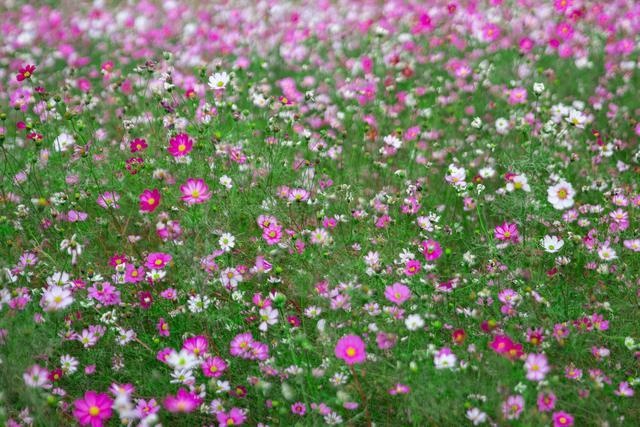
<box><xmin>147</xmin><ymin>198</ymin><xmax>155</xmax><ymax>205</ymax></box>
<box><xmin>346</xmin><ymin>347</ymin><xmax>356</xmax><ymax>357</ymax></box>
<box><xmin>89</xmin><ymin>406</ymin><xmax>100</xmax><ymax>416</ymax></box>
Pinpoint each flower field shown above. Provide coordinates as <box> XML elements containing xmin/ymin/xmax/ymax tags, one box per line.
<box><xmin>1</xmin><ymin>1</ymin><xmax>639</xmax><ymax>426</ymax></box>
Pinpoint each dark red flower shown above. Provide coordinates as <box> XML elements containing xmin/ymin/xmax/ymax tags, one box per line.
<box><xmin>16</xmin><ymin>64</ymin><xmax>36</xmax><ymax>82</ymax></box>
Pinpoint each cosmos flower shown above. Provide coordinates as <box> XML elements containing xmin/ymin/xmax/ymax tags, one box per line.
<box><xmin>384</xmin><ymin>282</ymin><xmax>411</xmax><ymax>305</ymax></box>
<box><xmin>167</xmin><ymin>133</ymin><xmax>193</xmax><ymax>157</ymax></box>
<box><xmin>209</xmin><ymin>72</ymin><xmax>230</xmax><ymax>90</ymax></box>
<box><xmin>335</xmin><ymin>335</ymin><xmax>366</xmax><ymax>365</ymax></box>
<box><xmin>547</xmin><ymin>180</ymin><xmax>576</xmax><ymax>210</ymax></box>
<box><xmin>163</xmin><ymin>388</ymin><xmax>202</xmax><ymax>413</ymax></box>
<box><xmin>73</xmin><ymin>391</ymin><xmax>114</xmax><ymax>427</ymax></box>
<box><xmin>180</xmin><ymin>178</ymin><xmax>211</xmax><ymax>205</ymax></box>
<box><xmin>139</xmin><ymin>189</ymin><xmax>161</xmax><ymax>212</ymax></box>
<box><xmin>524</xmin><ymin>353</ymin><xmax>551</xmax><ymax>381</ymax></box>
<box><xmin>16</xmin><ymin>64</ymin><xmax>36</xmax><ymax>82</ymax></box>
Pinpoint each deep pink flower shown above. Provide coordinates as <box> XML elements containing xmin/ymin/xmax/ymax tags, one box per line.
<box><xmin>422</xmin><ymin>239</ymin><xmax>442</xmax><ymax>261</ymax></box>
<box><xmin>494</xmin><ymin>222</ymin><xmax>519</xmax><ymax>242</ymax></box>
<box><xmin>167</xmin><ymin>133</ymin><xmax>193</xmax><ymax>157</ymax></box>
<box><xmin>335</xmin><ymin>335</ymin><xmax>366</xmax><ymax>365</ymax></box>
<box><xmin>129</xmin><ymin>138</ymin><xmax>147</xmax><ymax>153</ymax></box>
<box><xmin>216</xmin><ymin>407</ymin><xmax>247</xmax><ymax>426</ymax></box>
<box><xmin>139</xmin><ymin>189</ymin><xmax>161</xmax><ymax>212</ymax></box>
<box><xmin>404</xmin><ymin>259</ymin><xmax>421</xmax><ymax>276</ymax></box>
<box><xmin>291</xmin><ymin>401</ymin><xmax>307</xmax><ymax>415</ymax></box>
<box><xmin>537</xmin><ymin>392</ymin><xmax>556</xmax><ymax>412</ymax></box>
<box><xmin>157</xmin><ymin>318</ymin><xmax>170</xmax><ymax>337</ymax></box>
<box><xmin>145</xmin><ymin>252</ymin><xmax>172</xmax><ymax>270</ymax></box>
<box><xmin>553</xmin><ymin>411</ymin><xmax>574</xmax><ymax>427</ymax></box>
<box><xmin>163</xmin><ymin>388</ymin><xmax>202</xmax><ymax>413</ymax></box>
<box><xmin>202</xmin><ymin>356</ymin><xmax>228</xmax><ymax>378</ymax></box>
<box><xmin>183</xmin><ymin>335</ymin><xmax>208</xmax><ymax>357</ymax></box>
<box><xmin>73</xmin><ymin>391</ymin><xmax>113</xmax><ymax>427</ymax></box>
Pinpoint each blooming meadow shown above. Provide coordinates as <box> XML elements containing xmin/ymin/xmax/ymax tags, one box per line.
<box><xmin>1</xmin><ymin>0</ymin><xmax>640</xmax><ymax>426</ymax></box>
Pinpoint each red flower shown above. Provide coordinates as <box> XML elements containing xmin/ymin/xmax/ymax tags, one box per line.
<box><xmin>16</xmin><ymin>64</ymin><xmax>36</xmax><ymax>82</ymax></box>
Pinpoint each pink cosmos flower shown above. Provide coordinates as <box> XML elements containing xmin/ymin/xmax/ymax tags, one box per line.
<box><xmin>508</xmin><ymin>87</ymin><xmax>527</xmax><ymax>105</ymax></box>
<box><xmin>422</xmin><ymin>239</ymin><xmax>442</xmax><ymax>261</ymax></box>
<box><xmin>494</xmin><ymin>222</ymin><xmax>519</xmax><ymax>242</ymax></box>
<box><xmin>130</xmin><ymin>138</ymin><xmax>147</xmax><ymax>153</ymax></box>
<box><xmin>164</xmin><ymin>388</ymin><xmax>202</xmax><ymax>413</ymax></box>
<box><xmin>263</xmin><ymin>224</ymin><xmax>283</xmax><ymax>245</ymax></box>
<box><xmin>614</xmin><ymin>381</ymin><xmax>634</xmax><ymax>397</ymax></box>
<box><xmin>482</xmin><ymin>23</ymin><xmax>501</xmax><ymax>42</ymax></box>
<box><xmin>502</xmin><ymin>395</ymin><xmax>524</xmax><ymax>420</ymax></box>
<box><xmin>146</xmin><ymin>252</ymin><xmax>172</xmax><ymax>269</ymax></box>
<box><xmin>537</xmin><ymin>392</ymin><xmax>556</xmax><ymax>412</ymax></box>
<box><xmin>376</xmin><ymin>332</ymin><xmax>398</xmax><ymax>350</ymax></box>
<box><xmin>404</xmin><ymin>259</ymin><xmax>421</xmax><ymax>276</ymax></box>
<box><xmin>73</xmin><ymin>391</ymin><xmax>114</xmax><ymax>427</ymax></box>
<box><xmin>124</xmin><ymin>264</ymin><xmax>145</xmax><ymax>283</ymax></box>
<box><xmin>139</xmin><ymin>189</ymin><xmax>161</xmax><ymax>212</ymax></box>
<box><xmin>291</xmin><ymin>402</ymin><xmax>307</xmax><ymax>415</ymax></box>
<box><xmin>384</xmin><ymin>282</ymin><xmax>411</xmax><ymax>305</ymax></box>
<box><xmin>216</xmin><ymin>408</ymin><xmax>247</xmax><ymax>426</ymax></box>
<box><xmin>157</xmin><ymin>318</ymin><xmax>170</xmax><ymax>337</ymax></box>
<box><xmin>180</xmin><ymin>178</ymin><xmax>211</xmax><ymax>205</ymax></box>
<box><xmin>23</xmin><ymin>364</ymin><xmax>51</xmax><ymax>389</ymax></box>
<box><xmin>553</xmin><ymin>411</ymin><xmax>574</xmax><ymax>427</ymax></box>
<box><xmin>524</xmin><ymin>353</ymin><xmax>550</xmax><ymax>381</ymax></box>
<box><xmin>183</xmin><ymin>335</ymin><xmax>208</xmax><ymax>357</ymax></box>
<box><xmin>167</xmin><ymin>133</ymin><xmax>193</xmax><ymax>157</ymax></box>
<box><xmin>97</xmin><ymin>191</ymin><xmax>120</xmax><ymax>209</ymax></box>
<box><xmin>388</xmin><ymin>383</ymin><xmax>411</xmax><ymax>395</ymax></box>
<box><xmin>335</xmin><ymin>335</ymin><xmax>366</xmax><ymax>365</ymax></box>
<box><xmin>202</xmin><ymin>356</ymin><xmax>228</xmax><ymax>378</ymax></box>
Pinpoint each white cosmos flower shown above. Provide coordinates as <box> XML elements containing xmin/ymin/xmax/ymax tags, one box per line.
<box><xmin>541</xmin><ymin>235</ymin><xmax>564</xmax><ymax>253</ymax></box>
<box><xmin>208</xmin><ymin>72</ymin><xmax>230</xmax><ymax>90</ymax></box>
<box><xmin>219</xmin><ymin>233</ymin><xmax>236</xmax><ymax>252</ymax></box>
<box><xmin>405</xmin><ymin>314</ymin><xmax>424</xmax><ymax>331</ymax></box>
<box><xmin>597</xmin><ymin>244</ymin><xmax>617</xmax><ymax>261</ymax></box>
<box><xmin>547</xmin><ymin>180</ymin><xmax>575</xmax><ymax>210</ymax></box>
<box><xmin>565</xmin><ymin>108</ymin><xmax>587</xmax><ymax>128</ymax></box>
<box><xmin>466</xmin><ymin>407</ymin><xmax>488</xmax><ymax>425</ymax></box>
<box><xmin>53</xmin><ymin>132</ymin><xmax>75</xmax><ymax>152</ymax></box>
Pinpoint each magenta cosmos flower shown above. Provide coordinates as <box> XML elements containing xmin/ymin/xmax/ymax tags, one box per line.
<box><xmin>73</xmin><ymin>391</ymin><xmax>114</xmax><ymax>427</ymax></box>
<box><xmin>180</xmin><ymin>178</ymin><xmax>211</xmax><ymax>205</ymax></box>
<box><xmin>494</xmin><ymin>222</ymin><xmax>519</xmax><ymax>242</ymax></box>
<box><xmin>335</xmin><ymin>335</ymin><xmax>366</xmax><ymax>365</ymax></box>
<box><xmin>422</xmin><ymin>239</ymin><xmax>442</xmax><ymax>261</ymax></box>
<box><xmin>139</xmin><ymin>188</ymin><xmax>161</xmax><ymax>212</ymax></box>
<box><xmin>384</xmin><ymin>282</ymin><xmax>411</xmax><ymax>305</ymax></box>
<box><xmin>553</xmin><ymin>411</ymin><xmax>574</xmax><ymax>427</ymax></box>
<box><xmin>163</xmin><ymin>388</ymin><xmax>202</xmax><ymax>413</ymax></box>
<box><xmin>167</xmin><ymin>133</ymin><xmax>193</xmax><ymax>157</ymax></box>
<box><xmin>216</xmin><ymin>407</ymin><xmax>247</xmax><ymax>426</ymax></box>
<box><xmin>145</xmin><ymin>252</ymin><xmax>172</xmax><ymax>269</ymax></box>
